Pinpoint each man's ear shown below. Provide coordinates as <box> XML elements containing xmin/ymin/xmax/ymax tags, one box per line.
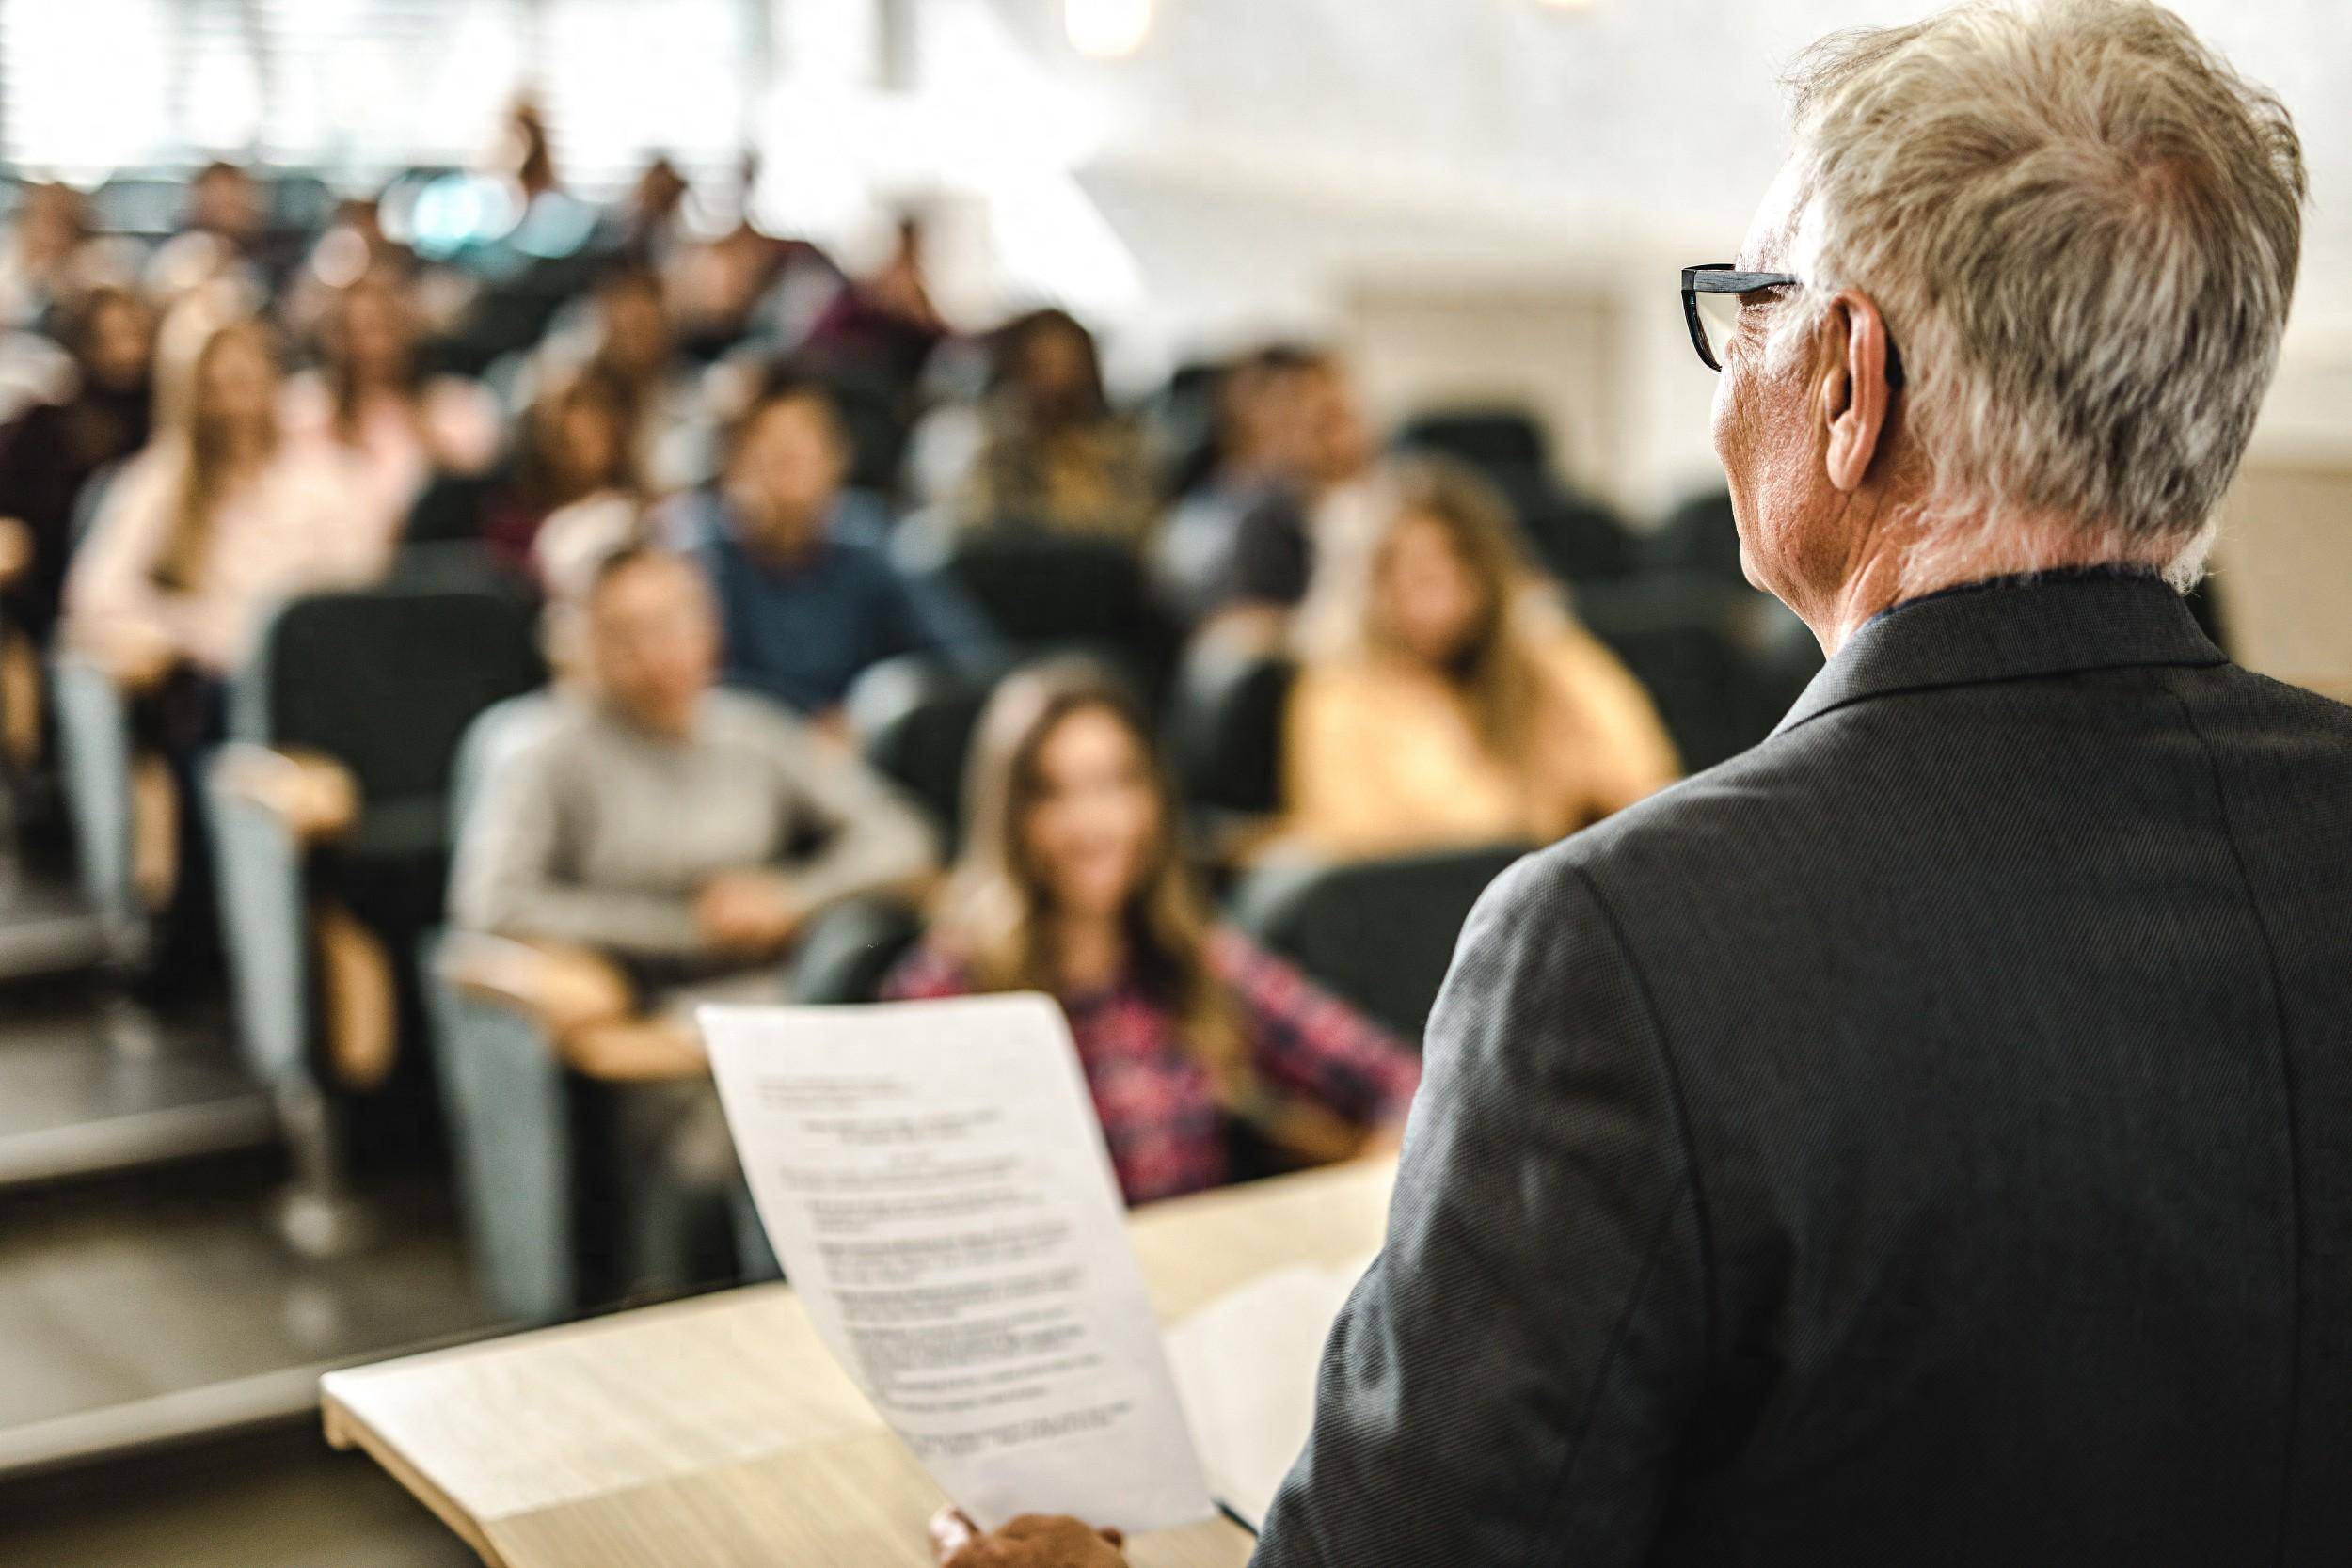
<box><xmin>1818</xmin><ymin>290</ymin><xmax>1893</xmax><ymax>494</ymax></box>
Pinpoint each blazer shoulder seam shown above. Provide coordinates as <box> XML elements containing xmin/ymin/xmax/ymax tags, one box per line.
<box><xmin>1775</xmin><ymin>654</ymin><xmax>2232</xmax><ymax>738</ymax></box>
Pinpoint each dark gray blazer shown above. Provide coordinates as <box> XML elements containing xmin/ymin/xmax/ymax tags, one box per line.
<box><xmin>1256</xmin><ymin>571</ymin><xmax>2351</xmax><ymax>1566</ymax></box>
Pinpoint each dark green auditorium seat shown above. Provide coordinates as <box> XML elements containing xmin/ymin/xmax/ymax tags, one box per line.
<box><xmin>204</xmin><ymin>572</ymin><xmax>543</xmax><ymax>1254</ymax></box>
<box><xmin>1228</xmin><ymin>842</ymin><xmax>1529</xmax><ymax>1044</ymax></box>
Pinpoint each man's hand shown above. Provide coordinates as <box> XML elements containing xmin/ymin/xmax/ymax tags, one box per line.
<box><xmin>692</xmin><ymin>871</ymin><xmax>807</xmax><ymax>957</ymax></box>
<box><xmin>930</xmin><ymin>1509</ymin><xmax>1126</xmax><ymax>1568</ymax></box>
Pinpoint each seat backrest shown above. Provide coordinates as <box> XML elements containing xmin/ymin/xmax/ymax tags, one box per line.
<box><xmin>1395</xmin><ymin>412</ymin><xmax>1635</xmax><ymax>586</ymax></box>
<box><xmin>845</xmin><ymin>652</ymin><xmax>998</xmax><ymax>845</ymax></box>
<box><xmin>786</xmin><ymin>895</ymin><xmax>925</xmax><ymax>1006</ymax></box>
<box><xmin>1725</xmin><ymin>589</ymin><xmax>1827</xmax><ymax>741</ymax></box>
<box><xmin>1227</xmin><ymin>842</ymin><xmax>1528</xmax><ymax>1042</ymax></box>
<box><xmin>818</xmin><ymin>366</ymin><xmax>914</xmax><ymax>498</ymax></box>
<box><xmin>1645</xmin><ymin>488</ymin><xmax>1747</xmax><ymax>580</ymax></box>
<box><xmin>1396</xmin><ymin>406</ymin><xmax>1550</xmax><ymax>472</ymax></box>
<box><xmin>233</xmin><ymin>578</ymin><xmax>548</xmax><ymax>819</ymax></box>
<box><xmin>402</xmin><ymin>471</ymin><xmax>501</xmax><ymax>548</ymax></box>
<box><xmin>1576</xmin><ymin>574</ymin><xmax>1768</xmax><ymax>772</ymax></box>
<box><xmin>934</xmin><ymin>527</ymin><xmax>1175</xmax><ymax>693</ymax></box>
<box><xmin>1520</xmin><ymin>493</ymin><xmax>1637</xmax><ymax>584</ymax></box>
<box><xmin>1166</xmin><ymin>642</ymin><xmax>1297</xmax><ymax>816</ymax></box>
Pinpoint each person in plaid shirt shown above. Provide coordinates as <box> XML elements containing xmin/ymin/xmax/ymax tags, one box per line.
<box><xmin>882</xmin><ymin>659</ymin><xmax>1418</xmax><ymax>1205</ymax></box>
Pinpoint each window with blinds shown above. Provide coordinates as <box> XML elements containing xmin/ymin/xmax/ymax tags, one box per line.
<box><xmin>0</xmin><ymin>0</ymin><xmax>774</xmax><ymax>197</ymax></box>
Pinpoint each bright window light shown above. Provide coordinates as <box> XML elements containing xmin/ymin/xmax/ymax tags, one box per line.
<box><xmin>1065</xmin><ymin>0</ymin><xmax>1152</xmax><ymax>60</ymax></box>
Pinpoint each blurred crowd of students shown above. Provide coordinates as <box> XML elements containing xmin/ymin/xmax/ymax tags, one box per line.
<box><xmin>0</xmin><ymin>132</ymin><xmax>1685</xmax><ymax>1258</ymax></box>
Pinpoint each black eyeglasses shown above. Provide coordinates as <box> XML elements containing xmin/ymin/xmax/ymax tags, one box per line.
<box><xmin>1681</xmin><ymin>262</ymin><xmax>1905</xmax><ymax>387</ymax></box>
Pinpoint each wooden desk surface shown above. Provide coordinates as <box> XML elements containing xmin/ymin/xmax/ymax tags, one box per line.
<box><xmin>322</xmin><ymin>1156</ymin><xmax>1397</xmax><ymax>1568</ymax></box>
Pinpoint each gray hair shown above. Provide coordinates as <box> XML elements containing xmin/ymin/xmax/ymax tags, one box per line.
<box><xmin>1775</xmin><ymin>0</ymin><xmax>2305</xmax><ymax>589</ymax></box>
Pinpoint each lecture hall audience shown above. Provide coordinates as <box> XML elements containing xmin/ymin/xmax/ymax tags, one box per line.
<box><xmin>882</xmin><ymin>660</ymin><xmax>1420</xmax><ymax>1206</ymax></box>
<box><xmin>0</xmin><ymin>148</ymin><xmax>1695</xmax><ymax>1257</ymax></box>
<box><xmin>1278</xmin><ymin>456</ymin><xmax>1677</xmax><ymax>856</ymax></box>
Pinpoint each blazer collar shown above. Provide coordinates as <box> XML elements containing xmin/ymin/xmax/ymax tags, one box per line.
<box><xmin>1772</xmin><ymin>568</ymin><xmax>2227</xmax><ymax>738</ymax></box>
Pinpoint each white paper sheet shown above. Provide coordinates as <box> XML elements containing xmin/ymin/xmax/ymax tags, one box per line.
<box><xmin>1165</xmin><ymin>1253</ymin><xmax>1375</xmax><ymax>1530</ymax></box>
<box><xmin>701</xmin><ymin>994</ymin><xmax>1216</xmax><ymax>1535</ymax></box>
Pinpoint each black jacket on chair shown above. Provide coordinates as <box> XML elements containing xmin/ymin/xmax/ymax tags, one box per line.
<box><xmin>1255</xmin><ymin>570</ymin><xmax>2351</xmax><ymax>1566</ymax></box>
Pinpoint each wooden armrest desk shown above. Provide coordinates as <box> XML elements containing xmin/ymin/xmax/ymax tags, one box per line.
<box><xmin>323</xmin><ymin>1157</ymin><xmax>1396</xmax><ymax>1567</ymax></box>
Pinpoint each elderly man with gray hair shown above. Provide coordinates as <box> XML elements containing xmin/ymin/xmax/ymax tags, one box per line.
<box><xmin>933</xmin><ymin>4</ymin><xmax>2351</xmax><ymax>1565</ymax></box>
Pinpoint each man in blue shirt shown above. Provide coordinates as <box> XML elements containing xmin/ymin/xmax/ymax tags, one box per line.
<box><xmin>660</xmin><ymin>371</ymin><xmax>998</xmax><ymax>719</ymax></box>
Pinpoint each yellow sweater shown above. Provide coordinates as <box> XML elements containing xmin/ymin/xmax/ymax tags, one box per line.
<box><xmin>1279</xmin><ymin>628</ymin><xmax>1679</xmax><ymax>859</ymax></box>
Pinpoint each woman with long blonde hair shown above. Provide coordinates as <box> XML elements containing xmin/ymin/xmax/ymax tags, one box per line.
<box><xmin>1278</xmin><ymin>456</ymin><xmax>1678</xmax><ymax>857</ymax></box>
<box><xmin>61</xmin><ymin>308</ymin><xmax>389</xmax><ymax>979</ymax></box>
<box><xmin>66</xmin><ymin>309</ymin><xmax>390</xmax><ymax>681</ymax></box>
<box><xmin>883</xmin><ymin>658</ymin><xmax>1418</xmax><ymax>1204</ymax></box>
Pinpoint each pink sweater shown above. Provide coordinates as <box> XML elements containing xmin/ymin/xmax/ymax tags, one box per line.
<box><xmin>65</xmin><ymin>439</ymin><xmax>393</xmax><ymax>674</ymax></box>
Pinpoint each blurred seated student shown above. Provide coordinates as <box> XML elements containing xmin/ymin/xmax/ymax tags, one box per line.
<box><xmin>610</xmin><ymin>154</ymin><xmax>690</xmax><ymax>270</ymax></box>
<box><xmin>800</xmin><ymin>213</ymin><xmax>946</xmax><ymax>396</ymax></box>
<box><xmin>1275</xmin><ymin>458</ymin><xmax>1677</xmax><ymax>859</ymax></box>
<box><xmin>0</xmin><ymin>181</ymin><xmax>88</xmax><ymax>334</ymax></box>
<box><xmin>444</xmin><ymin>359</ymin><xmax>639</xmax><ymax>581</ymax></box>
<box><xmin>0</xmin><ymin>184</ymin><xmax>97</xmax><ymax>426</ymax></box>
<box><xmin>62</xmin><ymin>310</ymin><xmax>388</xmax><ymax>968</ymax></box>
<box><xmin>657</xmin><ymin>370</ymin><xmax>996</xmax><ymax>720</ymax></box>
<box><xmin>499</xmin><ymin>95</ymin><xmax>564</xmax><ymax>206</ymax></box>
<box><xmin>583</xmin><ymin>261</ymin><xmax>707</xmax><ymax>493</ymax></box>
<box><xmin>65</xmin><ymin>311</ymin><xmax>392</xmax><ymax>686</ymax></box>
<box><xmin>147</xmin><ymin>162</ymin><xmax>280</xmax><ymax>302</ymax></box>
<box><xmin>184</xmin><ymin>161</ymin><xmax>268</xmax><ymax>265</ymax></box>
<box><xmin>882</xmin><ymin>659</ymin><xmax>1419</xmax><ymax>1205</ymax></box>
<box><xmin>946</xmin><ymin>308</ymin><xmax>1155</xmax><ymax>545</ymax></box>
<box><xmin>0</xmin><ymin>284</ymin><xmax>154</xmax><ymax>652</ymax></box>
<box><xmin>280</xmin><ymin>269</ymin><xmax>499</xmax><ymax>530</ymax></box>
<box><xmin>673</xmin><ymin>214</ymin><xmax>837</xmax><ymax>367</ymax></box>
<box><xmin>1199</xmin><ymin>349</ymin><xmax>1383</xmax><ymax>644</ymax></box>
<box><xmin>1151</xmin><ymin>344</ymin><xmax>1322</xmax><ymax>626</ymax></box>
<box><xmin>278</xmin><ymin>195</ymin><xmax>409</xmax><ymax>344</ymax></box>
<box><xmin>449</xmin><ymin>545</ymin><xmax>937</xmax><ymax>1017</ymax></box>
